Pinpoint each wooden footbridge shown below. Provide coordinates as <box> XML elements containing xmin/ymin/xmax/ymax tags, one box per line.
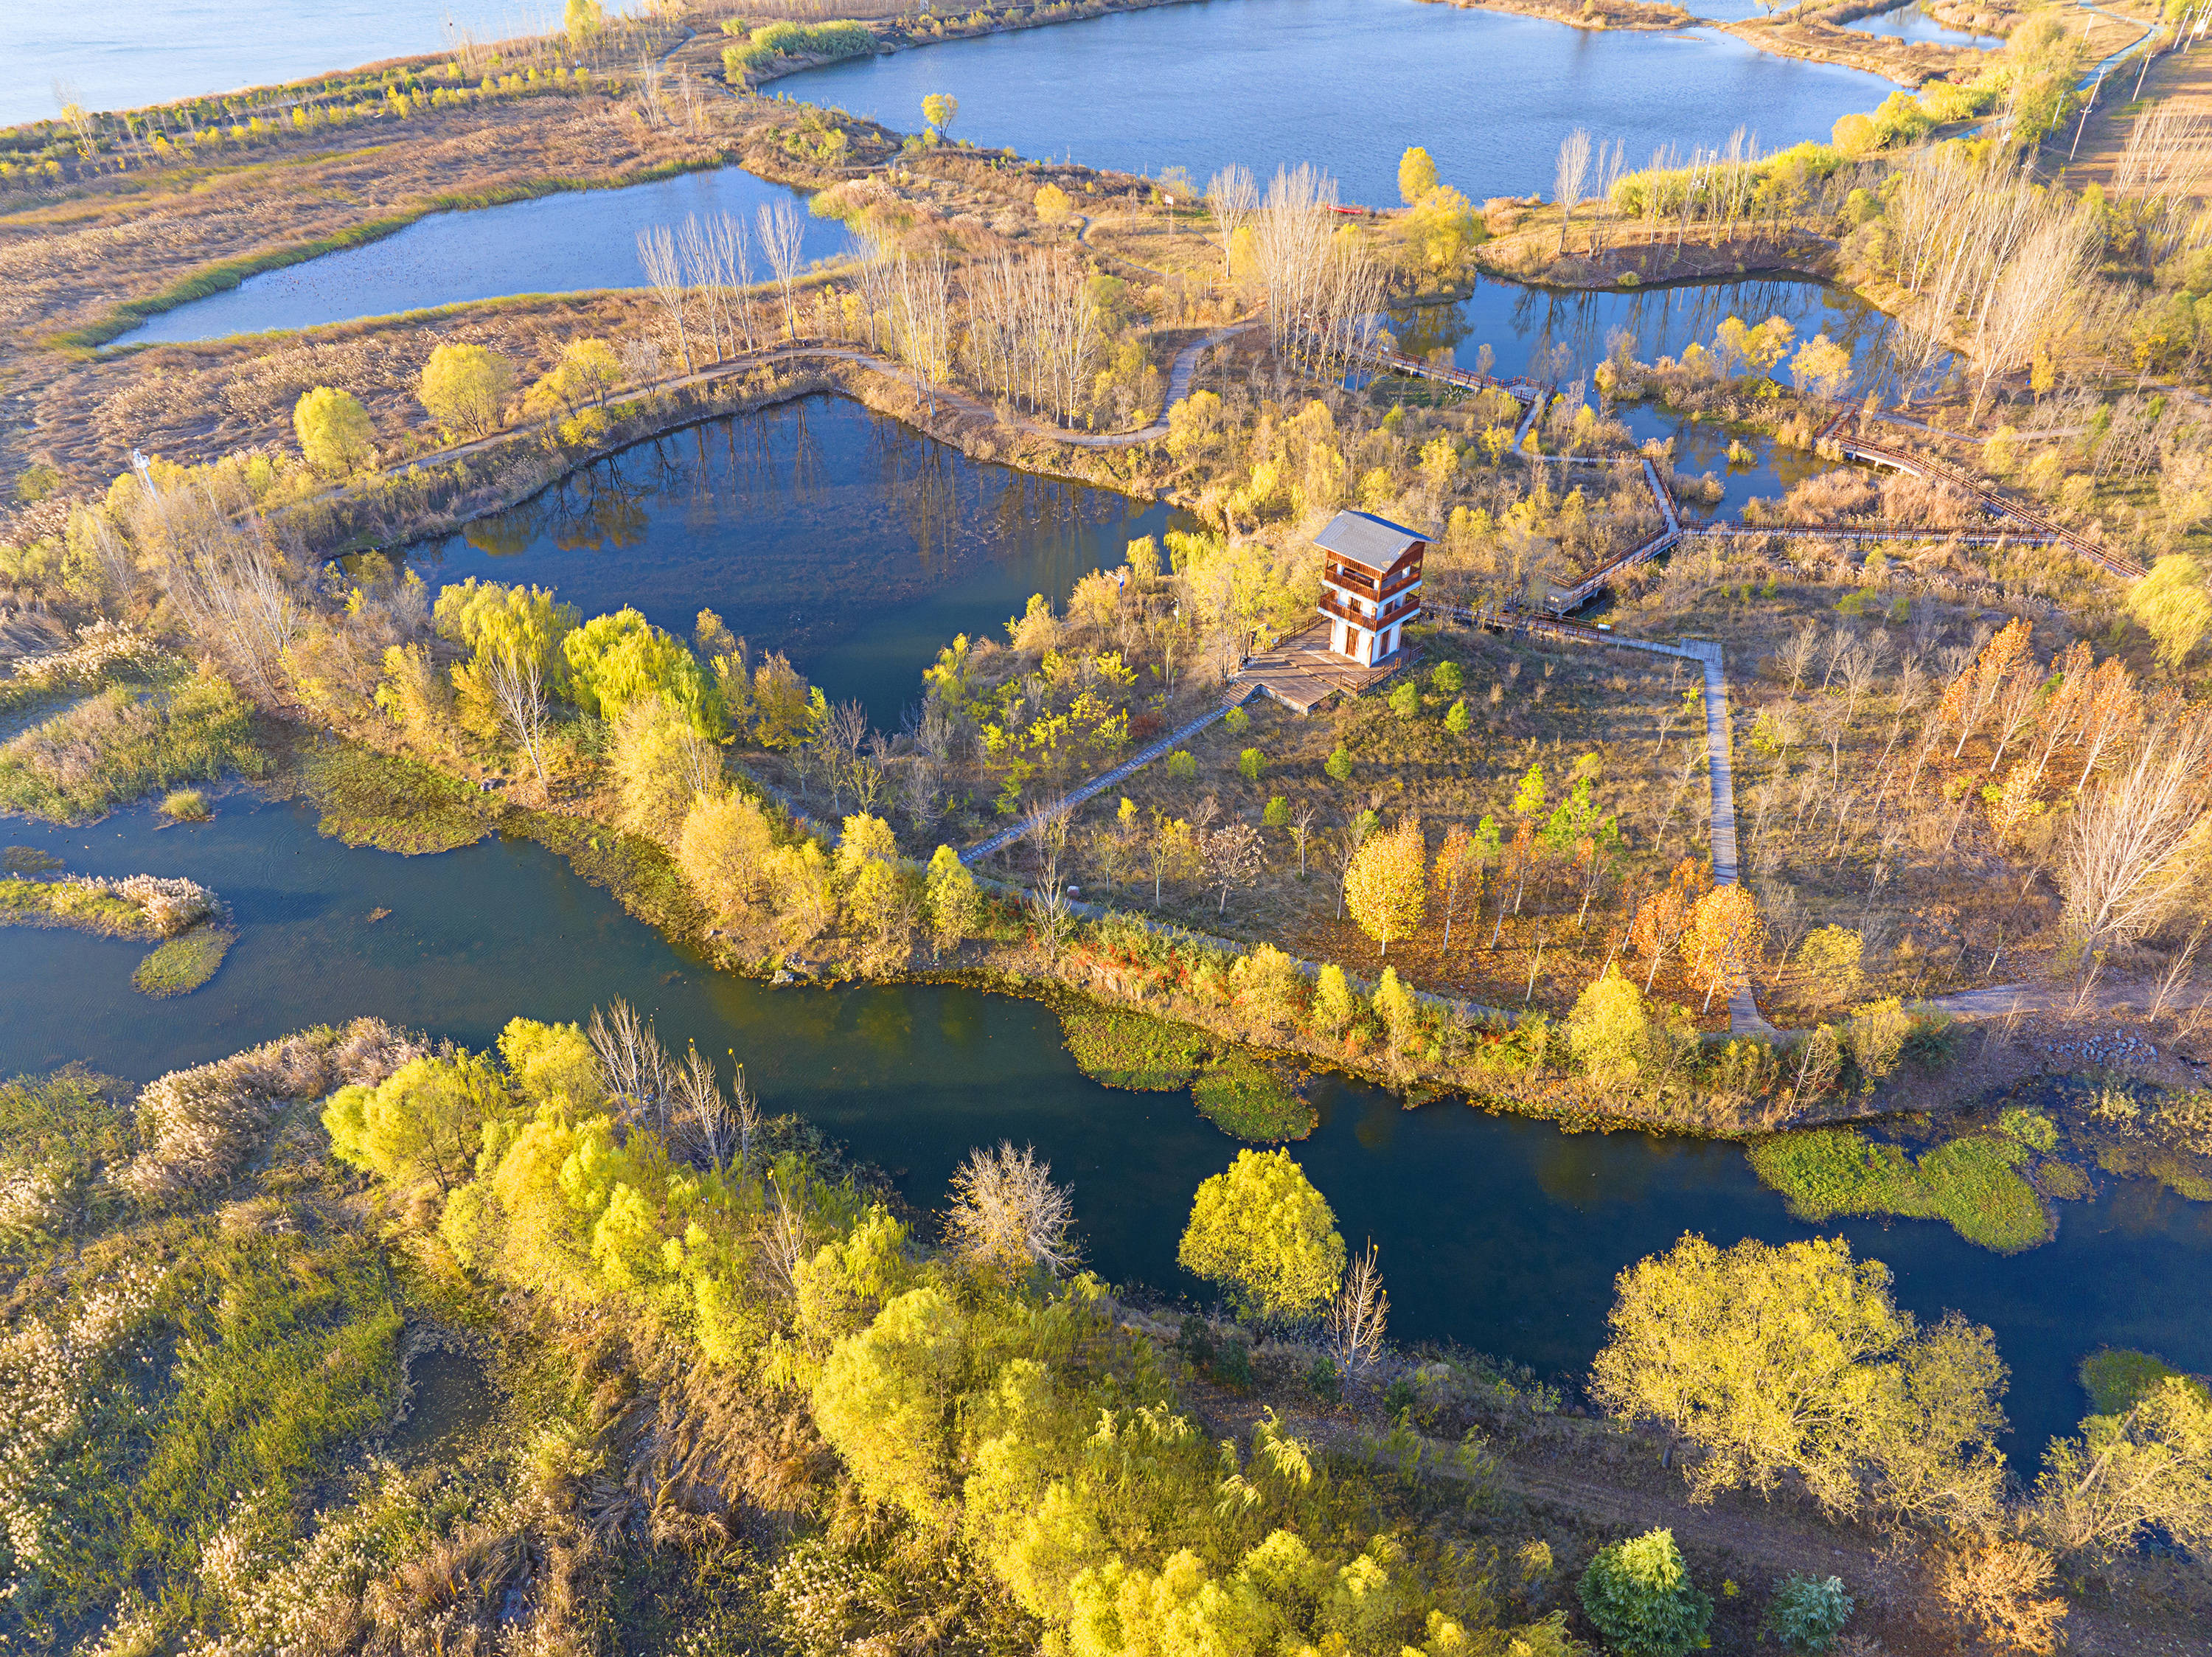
<box><xmin>1813</xmin><ymin>407</ymin><xmax>2148</xmax><ymax>580</ymax></box>
<box><xmin>1544</xmin><ymin>457</ymin><xmax>1683</xmax><ymax>613</ymax></box>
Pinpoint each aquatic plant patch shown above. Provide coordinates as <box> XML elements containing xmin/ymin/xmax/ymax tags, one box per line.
<box><xmin>1060</xmin><ymin>1009</ymin><xmax>1314</xmax><ymax>1139</ymax></box>
<box><xmin>1747</xmin><ymin>1126</ymin><xmax>2050</xmax><ymax>1252</ymax></box>
<box><xmin>1060</xmin><ymin>1008</ymin><xmax>1211</xmax><ymax>1089</ymax></box>
<box><xmin>0</xmin><ymin>673</ymin><xmax>262</xmax><ymax>822</ymax></box>
<box><xmin>2078</xmin><ymin>1347</ymin><xmax>2205</xmax><ymax>1416</ymax></box>
<box><xmin>299</xmin><ymin>744</ymin><xmax>497</xmax><ymax>855</ymax></box>
<box><xmin>1189</xmin><ymin>1050</ymin><xmax>1313</xmax><ymax>1142</ymax></box>
<box><xmin>0</xmin><ymin>870</ymin><xmax>223</xmax><ymax>939</ymax></box>
<box><xmin>133</xmin><ymin>924</ymin><xmax>237</xmax><ymax>998</ymax></box>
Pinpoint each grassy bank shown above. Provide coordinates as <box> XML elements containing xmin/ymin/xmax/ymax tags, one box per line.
<box><xmin>133</xmin><ymin>924</ymin><xmax>237</xmax><ymax>996</ymax></box>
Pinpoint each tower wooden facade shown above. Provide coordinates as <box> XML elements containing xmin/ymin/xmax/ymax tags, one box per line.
<box><xmin>1315</xmin><ymin>510</ymin><xmax>1425</xmax><ymax>666</ymax></box>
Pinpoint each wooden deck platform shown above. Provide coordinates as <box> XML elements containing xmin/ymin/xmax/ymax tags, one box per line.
<box><xmin>1230</xmin><ymin>622</ymin><xmax>1414</xmax><ymax>715</ymax></box>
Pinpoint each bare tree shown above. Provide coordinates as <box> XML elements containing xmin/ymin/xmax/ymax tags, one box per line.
<box><xmin>589</xmin><ymin>998</ymin><xmax>675</xmax><ymax>1129</ymax></box>
<box><xmin>673</xmin><ymin>1042</ymin><xmax>734</xmax><ymax>1167</ymax></box>
<box><xmin>2063</xmin><ymin>708</ymin><xmax>2212</xmax><ymax>948</ymax></box>
<box><xmin>762</xmin><ymin>1172</ymin><xmax>810</xmax><ymax>1299</ymax></box>
<box><xmin>637</xmin><ymin>224</ymin><xmax>695</xmax><ymax>371</ymax></box>
<box><xmin>891</xmin><ymin>246</ymin><xmax>953</xmax><ymax>409</ymax></box>
<box><xmin>1203</xmin><ymin>819</ymin><xmax>1265</xmax><ymax>913</ymax></box>
<box><xmin>945</xmin><ymin>1141</ymin><xmax>1079</xmax><ymax>1274</ymax></box>
<box><xmin>1206</xmin><ymin>163</ymin><xmax>1258</xmax><ymax>285</ymax></box>
<box><xmin>482</xmin><ymin>634</ymin><xmax>552</xmax><ymax>793</ymax></box>
<box><xmin>1555</xmin><ymin>128</ymin><xmax>1592</xmax><ymax>253</ymax></box>
<box><xmin>1290</xmin><ymin>800</ymin><xmax>1317</xmax><ymax>876</ymax></box>
<box><xmin>964</xmin><ymin>251</ymin><xmax>1101</xmax><ymax>423</ymax></box>
<box><xmin>757</xmin><ymin>198</ymin><xmax>806</xmax><ymax>338</ymax></box>
<box><xmin>1327</xmin><ymin>1241</ymin><xmax>1389</xmax><ymax>1379</ymax></box>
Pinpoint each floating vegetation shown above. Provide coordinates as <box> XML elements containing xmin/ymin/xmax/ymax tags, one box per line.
<box><xmin>1190</xmin><ymin>1049</ymin><xmax>1311</xmax><ymax>1142</ymax></box>
<box><xmin>1060</xmin><ymin>1009</ymin><xmax>1313</xmax><ymax>1140</ymax></box>
<box><xmin>299</xmin><ymin>745</ymin><xmax>495</xmax><ymax>855</ymax></box>
<box><xmin>161</xmin><ymin>787</ymin><xmax>212</xmax><ymax>821</ymax></box>
<box><xmin>1060</xmin><ymin>1008</ymin><xmax>1211</xmax><ymax>1090</ymax></box>
<box><xmin>133</xmin><ymin>923</ymin><xmax>237</xmax><ymax>997</ymax></box>
<box><xmin>1747</xmin><ymin>1126</ymin><xmax>2051</xmax><ymax>1253</ymax></box>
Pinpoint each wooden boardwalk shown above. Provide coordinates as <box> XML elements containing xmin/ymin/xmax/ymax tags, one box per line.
<box><xmin>1229</xmin><ymin>621</ymin><xmax>1413</xmax><ymax>714</ymax></box>
<box><xmin>959</xmin><ymin>625</ymin><xmax>1413</xmax><ymax>865</ymax></box>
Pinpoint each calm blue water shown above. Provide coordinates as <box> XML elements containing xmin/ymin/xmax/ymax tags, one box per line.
<box><xmin>0</xmin><ymin>0</ymin><xmax>576</xmax><ymax>126</ymax></box>
<box><xmin>778</xmin><ymin>0</ymin><xmax>1896</xmax><ymax>205</ymax></box>
<box><xmin>124</xmin><ymin>167</ymin><xmax>850</xmax><ymax>345</ymax></box>
<box><xmin>1843</xmin><ymin>1</ymin><xmax>2004</xmax><ymax>48</ymax></box>
<box><xmin>406</xmin><ymin>396</ymin><xmax>1177</xmax><ymax>728</ymax></box>
<box><xmin>5</xmin><ymin>793</ymin><xmax>2206</xmax><ymax>1459</ymax></box>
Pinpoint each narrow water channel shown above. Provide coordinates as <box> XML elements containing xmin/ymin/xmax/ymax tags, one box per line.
<box><xmin>6</xmin><ymin>795</ymin><xmax>2208</xmax><ymax>1464</ymax></box>
<box><xmin>122</xmin><ymin>166</ymin><xmax>849</xmax><ymax>347</ymax></box>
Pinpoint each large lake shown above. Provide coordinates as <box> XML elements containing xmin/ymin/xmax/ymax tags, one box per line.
<box><xmin>1</xmin><ymin>0</ymin><xmax>571</xmax><ymax>128</ymax></box>
<box><xmin>114</xmin><ymin>0</ymin><xmax>1897</xmax><ymax>343</ymax></box>
<box><xmin>780</xmin><ymin>0</ymin><xmax>1897</xmax><ymax>204</ymax></box>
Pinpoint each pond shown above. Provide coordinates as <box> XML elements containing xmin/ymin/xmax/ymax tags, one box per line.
<box><xmin>776</xmin><ymin>0</ymin><xmax>1899</xmax><ymax>206</ymax></box>
<box><xmin>1</xmin><ymin>0</ymin><xmax>565</xmax><ymax>128</ymax></box>
<box><xmin>1843</xmin><ymin>2</ymin><xmax>2006</xmax><ymax>49</ymax></box>
<box><xmin>1387</xmin><ymin>273</ymin><xmax>1922</xmax><ymax>513</ymax></box>
<box><xmin>122</xmin><ymin>166</ymin><xmax>850</xmax><ymax>346</ymax></box>
<box><xmin>404</xmin><ymin>395</ymin><xmax>1179</xmax><ymax>728</ymax></box>
<box><xmin>4</xmin><ymin>794</ymin><xmax>2208</xmax><ymax>1465</ymax></box>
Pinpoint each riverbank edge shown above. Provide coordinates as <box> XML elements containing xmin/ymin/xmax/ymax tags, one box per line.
<box><xmin>744</xmin><ymin>0</ymin><xmax>1216</xmax><ymax>95</ymax></box>
<box><xmin>1419</xmin><ymin>0</ymin><xmax>1692</xmax><ymax>34</ymax></box>
<box><xmin>51</xmin><ymin>152</ymin><xmax>759</xmax><ymax>356</ymax></box>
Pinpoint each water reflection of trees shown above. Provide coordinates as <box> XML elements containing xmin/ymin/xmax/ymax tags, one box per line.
<box><xmin>1391</xmin><ymin>274</ymin><xmax>1920</xmax><ymax>400</ymax></box>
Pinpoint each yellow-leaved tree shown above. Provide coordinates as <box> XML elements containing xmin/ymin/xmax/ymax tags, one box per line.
<box><xmin>1178</xmin><ymin>1148</ymin><xmax>1346</xmax><ymax>1321</ymax></box>
<box><xmin>1343</xmin><ymin>813</ymin><xmax>1427</xmax><ymax>956</ymax></box>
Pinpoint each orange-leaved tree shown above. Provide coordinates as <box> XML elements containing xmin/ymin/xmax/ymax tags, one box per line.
<box><xmin>1683</xmin><ymin>885</ymin><xmax>1766</xmax><ymax>1014</ymax></box>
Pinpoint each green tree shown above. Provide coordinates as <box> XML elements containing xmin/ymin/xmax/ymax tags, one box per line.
<box><xmin>1511</xmin><ymin>763</ymin><xmax>1546</xmax><ymax>819</ymax></box>
<box><xmin>2034</xmin><ymin>1374</ymin><xmax>2212</xmax><ymax>1560</ymax></box>
<box><xmin>1789</xmin><ymin>333</ymin><xmax>1852</xmax><ymax>400</ymax></box>
<box><xmin>324</xmin><ymin>1052</ymin><xmax>512</xmax><ymax>1197</ymax></box>
<box><xmin>1239</xmin><ymin>747</ymin><xmax>1265</xmax><ymax>784</ymax></box>
<box><xmin>1178</xmin><ymin>1148</ymin><xmax>1346</xmax><ymax>1321</ymax></box>
<box><xmin>524</xmin><ymin>336</ymin><xmax>623</xmax><ymax>417</ymax></box>
<box><xmin>1565</xmin><ymin>965</ymin><xmax>1660</xmax><ymax>1083</ymax></box>
<box><xmin>564</xmin><ymin>0</ymin><xmax>605</xmax><ymax>46</ymax></box>
<box><xmin>1388</xmin><ymin>679</ymin><xmax>1419</xmax><ymax>719</ymax></box>
<box><xmin>293</xmin><ymin>386</ymin><xmax>375</xmax><ymax>476</ymax></box>
<box><xmin>1578</xmin><ymin>1529</ymin><xmax>1712</xmax><ymax>1657</ymax></box>
<box><xmin>1764</xmin><ymin>1574</ymin><xmax>1854</xmax><ymax>1655</ymax></box>
<box><xmin>922</xmin><ymin>92</ymin><xmax>959</xmax><ymax>139</ymax></box>
<box><xmin>1398</xmin><ymin>145</ymin><xmax>1439</xmax><ymax>205</ymax></box>
<box><xmin>1444</xmin><ymin>698</ymin><xmax>1470</xmax><ymax>738</ymax></box>
<box><xmin>563</xmin><ymin>607</ymin><xmax>723</xmax><ymax>737</ymax></box>
<box><xmin>1343</xmin><ymin>815</ymin><xmax>1427</xmax><ymax>956</ymax></box>
<box><xmin>1166</xmin><ymin>749</ymin><xmax>1198</xmax><ymax>781</ymax></box>
<box><xmin>2124</xmin><ymin>553</ymin><xmax>2210</xmax><ymax>669</ymax></box>
<box><xmin>1373</xmin><ymin>965</ymin><xmax>1420</xmax><ymax>1055</ymax></box>
<box><xmin>419</xmin><ymin>342</ymin><xmax>516</xmax><ymax>439</ymax></box>
<box><xmin>1325</xmin><ymin>746</ymin><xmax>1354</xmax><ymax>783</ymax></box>
<box><xmin>1431</xmin><ymin>660</ymin><xmax>1462</xmax><ymax>694</ymax></box>
<box><xmin>1262</xmin><ymin>794</ymin><xmax>1290</xmax><ymax>830</ymax></box>
<box><xmin>925</xmin><ymin>844</ymin><xmax>983</xmax><ymax>959</ymax></box>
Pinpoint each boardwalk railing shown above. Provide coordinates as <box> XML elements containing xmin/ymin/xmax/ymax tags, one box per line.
<box><xmin>1816</xmin><ymin>406</ymin><xmax>2148</xmax><ymax>580</ymax></box>
<box><xmin>1544</xmin><ymin>457</ymin><xmax>1680</xmax><ymax>612</ymax></box>
<box><xmin>961</xmin><ymin>685</ymin><xmax>1262</xmax><ymax>865</ymax></box>
<box><xmin>1340</xmin><ymin>338</ymin><xmax>1544</xmax><ymax>404</ymax></box>
<box><xmin>1680</xmin><ymin>524</ymin><xmax>2057</xmax><ymax>546</ymax></box>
